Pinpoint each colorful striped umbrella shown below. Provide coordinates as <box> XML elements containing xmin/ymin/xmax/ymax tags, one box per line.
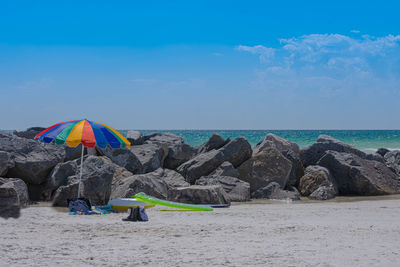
<box><xmin>34</xmin><ymin>119</ymin><xmax>130</xmax><ymax>149</ymax></box>
<box><xmin>35</xmin><ymin>119</ymin><xmax>131</xmax><ymax>198</ymax></box>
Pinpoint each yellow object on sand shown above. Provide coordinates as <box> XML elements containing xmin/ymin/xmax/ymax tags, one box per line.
<box><xmin>108</xmin><ymin>198</ymin><xmax>155</xmax><ymax>211</ymax></box>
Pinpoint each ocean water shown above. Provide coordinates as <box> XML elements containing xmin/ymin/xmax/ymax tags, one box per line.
<box><xmin>126</xmin><ymin>130</ymin><xmax>400</xmax><ymax>152</ymax></box>
<box><xmin>3</xmin><ymin>129</ymin><xmax>400</xmax><ymax>152</ymax></box>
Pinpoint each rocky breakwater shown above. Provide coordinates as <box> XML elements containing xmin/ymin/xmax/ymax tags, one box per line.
<box><xmin>300</xmin><ymin>135</ymin><xmax>400</xmax><ymax>199</ymax></box>
<box><xmin>2</xmin><ymin>128</ymin><xmax>400</xmax><ymax>218</ymax></box>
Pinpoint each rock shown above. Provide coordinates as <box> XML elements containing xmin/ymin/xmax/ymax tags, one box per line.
<box><xmin>13</xmin><ymin>127</ymin><xmax>46</xmax><ymax>139</ymax></box>
<box><xmin>143</xmin><ymin>132</ymin><xmax>183</xmax><ymax>144</ymax></box>
<box><xmin>164</xmin><ymin>143</ymin><xmax>197</xmax><ymax>169</ymax></box>
<box><xmin>52</xmin><ymin>156</ymin><xmax>115</xmax><ymax>206</ymax></box>
<box><xmin>237</xmin><ymin>147</ymin><xmax>292</xmax><ymax>192</ymax></box>
<box><xmin>44</xmin><ymin>160</ymin><xmax>78</xmax><ymax>199</ymax></box>
<box><xmin>64</xmin><ymin>145</ymin><xmax>84</xmax><ymax>161</ymax></box>
<box><xmin>318</xmin><ymin>151</ymin><xmax>400</xmax><ymax>195</ymax></box>
<box><xmin>195</xmin><ymin>175</ymin><xmax>250</xmax><ymax>201</ymax></box>
<box><xmin>254</xmin><ymin>133</ymin><xmax>304</xmax><ymax>186</ymax></box>
<box><xmin>285</xmin><ymin>184</ymin><xmax>300</xmax><ymax>193</ymax></box>
<box><xmin>220</xmin><ymin>137</ymin><xmax>252</xmax><ymax>167</ymax></box>
<box><xmin>177</xmin><ymin>138</ymin><xmax>252</xmax><ymax>184</ymax></box>
<box><xmin>64</xmin><ymin>144</ymin><xmax>98</xmax><ymax>162</ymax></box>
<box><xmin>0</xmin><ymin>132</ymin><xmax>65</xmax><ymax>184</ymax></box>
<box><xmin>0</xmin><ymin>178</ymin><xmax>29</xmax><ymax>207</ymax></box>
<box><xmin>377</xmin><ymin>148</ymin><xmax>390</xmax><ymax>157</ymax></box>
<box><xmin>0</xmin><ymin>186</ymin><xmax>20</xmax><ymax>219</ymax></box>
<box><xmin>252</xmin><ymin>182</ymin><xmax>300</xmax><ymax>200</ymax></box>
<box><xmin>126</xmin><ymin>130</ymin><xmax>144</xmax><ymax>145</ymax></box>
<box><xmin>209</xmin><ymin>161</ymin><xmax>239</xmax><ymax>178</ymax></box>
<box><xmin>366</xmin><ymin>153</ymin><xmax>385</xmax><ymax>163</ymax></box>
<box><xmin>197</xmin><ymin>134</ymin><xmax>229</xmax><ymax>153</ymax></box>
<box><xmin>0</xmin><ymin>151</ymin><xmax>11</xmax><ymax>176</ymax></box>
<box><xmin>177</xmin><ymin>150</ymin><xmax>224</xmax><ymax>184</ymax></box>
<box><xmin>144</xmin><ymin>133</ymin><xmax>197</xmax><ymax>170</ymax></box>
<box><xmin>106</xmin><ymin>158</ymin><xmax>133</xmax><ymax>187</ymax></box>
<box><xmin>97</xmin><ymin>146</ymin><xmax>142</xmax><ymax>174</ymax></box>
<box><xmin>300</xmin><ymin>135</ymin><xmax>369</xmax><ymax>167</ymax></box>
<box><xmin>384</xmin><ymin>150</ymin><xmax>400</xmax><ymax>176</ymax></box>
<box><xmin>154</xmin><ymin>168</ymin><xmax>189</xmax><ymax>188</ymax></box>
<box><xmin>309</xmin><ymin>185</ymin><xmax>337</xmax><ymax>200</ymax></box>
<box><xmin>27</xmin><ymin>184</ymin><xmax>47</xmax><ymax>201</ymax></box>
<box><xmin>167</xmin><ymin>185</ymin><xmax>230</xmax><ymax>204</ymax></box>
<box><xmin>254</xmin><ymin>133</ymin><xmax>300</xmax><ymax>155</ymax></box>
<box><xmin>298</xmin><ymin>165</ymin><xmax>337</xmax><ymax>197</ymax></box>
<box><xmin>46</xmin><ymin>156</ymin><xmax>133</xmax><ymax>201</ymax></box>
<box><xmin>75</xmin><ymin>156</ymin><xmax>115</xmax><ymax>203</ymax></box>
<box><xmin>130</xmin><ymin>143</ymin><xmax>165</xmax><ymax>173</ymax></box>
<box><xmin>110</xmin><ymin>171</ymin><xmax>169</xmax><ymax>199</ymax></box>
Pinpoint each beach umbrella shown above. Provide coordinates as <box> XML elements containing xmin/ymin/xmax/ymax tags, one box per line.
<box><xmin>34</xmin><ymin>119</ymin><xmax>131</xmax><ymax>198</ymax></box>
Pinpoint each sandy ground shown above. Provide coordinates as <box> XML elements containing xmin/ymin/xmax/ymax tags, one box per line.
<box><xmin>2</xmin><ymin>197</ymin><xmax>400</xmax><ymax>267</ymax></box>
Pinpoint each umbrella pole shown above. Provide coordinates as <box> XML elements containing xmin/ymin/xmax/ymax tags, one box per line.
<box><xmin>77</xmin><ymin>145</ymin><xmax>85</xmax><ymax>198</ymax></box>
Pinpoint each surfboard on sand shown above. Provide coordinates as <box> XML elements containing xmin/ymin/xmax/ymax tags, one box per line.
<box><xmin>132</xmin><ymin>192</ymin><xmax>214</xmax><ymax>211</ymax></box>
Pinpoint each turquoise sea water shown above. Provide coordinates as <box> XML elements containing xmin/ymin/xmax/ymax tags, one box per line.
<box><xmin>127</xmin><ymin>130</ymin><xmax>400</xmax><ymax>152</ymax></box>
<box><xmin>3</xmin><ymin>129</ymin><xmax>400</xmax><ymax>152</ymax></box>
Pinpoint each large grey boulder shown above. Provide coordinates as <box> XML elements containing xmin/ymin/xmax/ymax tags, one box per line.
<box><xmin>44</xmin><ymin>160</ymin><xmax>78</xmax><ymax>199</ymax></box>
<box><xmin>384</xmin><ymin>150</ymin><xmax>400</xmax><ymax>176</ymax></box>
<box><xmin>46</xmin><ymin>156</ymin><xmax>133</xmax><ymax>201</ymax></box>
<box><xmin>110</xmin><ymin>171</ymin><xmax>169</xmax><ymax>199</ymax></box>
<box><xmin>318</xmin><ymin>151</ymin><xmax>400</xmax><ymax>195</ymax></box>
<box><xmin>300</xmin><ymin>135</ymin><xmax>384</xmax><ymax>167</ymax></box>
<box><xmin>144</xmin><ymin>133</ymin><xmax>197</xmax><ymax>170</ymax></box>
<box><xmin>220</xmin><ymin>137</ymin><xmax>252</xmax><ymax>167</ymax></box>
<box><xmin>209</xmin><ymin>161</ymin><xmax>239</xmax><ymax>178</ymax></box>
<box><xmin>309</xmin><ymin>185</ymin><xmax>337</xmax><ymax>200</ymax></box>
<box><xmin>0</xmin><ymin>132</ymin><xmax>65</xmax><ymax>184</ymax></box>
<box><xmin>64</xmin><ymin>145</ymin><xmax>84</xmax><ymax>161</ymax></box>
<box><xmin>377</xmin><ymin>148</ymin><xmax>390</xmax><ymax>157</ymax></box>
<box><xmin>106</xmin><ymin>158</ymin><xmax>133</xmax><ymax>187</ymax></box>
<box><xmin>153</xmin><ymin>168</ymin><xmax>189</xmax><ymax>188</ymax></box>
<box><xmin>0</xmin><ymin>151</ymin><xmax>11</xmax><ymax>176</ymax></box>
<box><xmin>298</xmin><ymin>165</ymin><xmax>337</xmax><ymax>197</ymax></box>
<box><xmin>52</xmin><ymin>156</ymin><xmax>115</xmax><ymax>206</ymax></box>
<box><xmin>13</xmin><ymin>127</ymin><xmax>46</xmax><ymax>139</ymax></box>
<box><xmin>126</xmin><ymin>130</ymin><xmax>144</xmax><ymax>145</ymax></box>
<box><xmin>176</xmin><ymin>150</ymin><xmax>224</xmax><ymax>184</ymax></box>
<box><xmin>97</xmin><ymin>146</ymin><xmax>143</xmax><ymax>174</ymax></box>
<box><xmin>365</xmin><ymin>153</ymin><xmax>385</xmax><ymax>163</ymax></box>
<box><xmin>0</xmin><ymin>186</ymin><xmax>20</xmax><ymax>219</ymax></box>
<box><xmin>167</xmin><ymin>185</ymin><xmax>230</xmax><ymax>204</ymax></box>
<box><xmin>0</xmin><ymin>178</ymin><xmax>29</xmax><ymax>207</ymax></box>
<box><xmin>142</xmin><ymin>132</ymin><xmax>183</xmax><ymax>144</ymax></box>
<box><xmin>237</xmin><ymin>147</ymin><xmax>292</xmax><ymax>192</ymax></box>
<box><xmin>177</xmin><ymin>138</ymin><xmax>252</xmax><ymax>184</ymax></box>
<box><xmin>252</xmin><ymin>182</ymin><xmax>300</xmax><ymax>200</ymax></box>
<box><xmin>197</xmin><ymin>134</ymin><xmax>229</xmax><ymax>153</ymax></box>
<box><xmin>130</xmin><ymin>143</ymin><xmax>165</xmax><ymax>173</ymax></box>
<box><xmin>254</xmin><ymin>133</ymin><xmax>304</xmax><ymax>186</ymax></box>
<box><xmin>195</xmin><ymin>175</ymin><xmax>250</xmax><ymax>202</ymax></box>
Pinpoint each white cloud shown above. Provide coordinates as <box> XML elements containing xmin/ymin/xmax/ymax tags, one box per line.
<box><xmin>240</xmin><ymin>34</ymin><xmax>400</xmax><ymax>65</ymax></box>
<box><xmin>237</xmin><ymin>33</ymin><xmax>400</xmax><ymax>97</ymax></box>
<box><xmin>350</xmin><ymin>30</ymin><xmax>360</xmax><ymax>33</ymax></box>
<box><xmin>236</xmin><ymin>45</ymin><xmax>275</xmax><ymax>62</ymax></box>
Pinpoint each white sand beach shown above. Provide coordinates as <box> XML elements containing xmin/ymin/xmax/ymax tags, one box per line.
<box><xmin>2</xmin><ymin>197</ymin><xmax>400</xmax><ymax>267</ymax></box>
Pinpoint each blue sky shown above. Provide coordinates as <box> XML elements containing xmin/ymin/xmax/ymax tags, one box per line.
<box><xmin>1</xmin><ymin>0</ymin><xmax>400</xmax><ymax>129</ymax></box>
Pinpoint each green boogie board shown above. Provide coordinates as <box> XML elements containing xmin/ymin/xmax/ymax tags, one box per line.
<box><xmin>133</xmin><ymin>192</ymin><xmax>213</xmax><ymax>211</ymax></box>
